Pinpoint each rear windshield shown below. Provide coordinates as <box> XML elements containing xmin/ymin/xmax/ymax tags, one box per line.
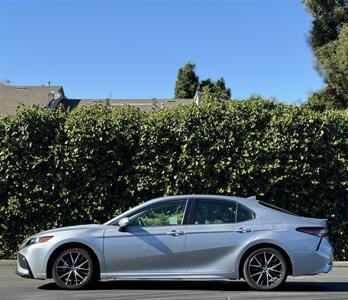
<box><xmin>259</xmin><ymin>201</ymin><xmax>298</xmax><ymax>216</ymax></box>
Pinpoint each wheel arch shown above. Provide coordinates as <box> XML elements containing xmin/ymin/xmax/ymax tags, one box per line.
<box><xmin>238</xmin><ymin>242</ymin><xmax>293</xmax><ymax>278</ymax></box>
<box><xmin>46</xmin><ymin>242</ymin><xmax>101</xmax><ymax>279</ymax></box>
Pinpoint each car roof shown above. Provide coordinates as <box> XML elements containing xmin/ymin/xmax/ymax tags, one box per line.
<box><xmin>148</xmin><ymin>194</ymin><xmax>258</xmax><ymax>207</ymax></box>
<box><xmin>105</xmin><ymin>194</ymin><xmax>324</xmax><ymax>226</ymax></box>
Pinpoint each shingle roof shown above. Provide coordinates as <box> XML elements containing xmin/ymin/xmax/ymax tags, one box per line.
<box><xmin>59</xmin><ymin>99</ymin><xmax>110</xmax><ymax>111</ymax></box>
<box><xmin>62</xmin><ymin>98</ymin><xmax>194</xmax><ymax>112</ymax></box>
<box><xmin>0</xmin><ymin>85</ymin><xmax>64</xmax><ymax>115</ymax></box>
<box><xmin>0</xmin><ymin>85</ymin><xmax>195</xmax><ymax>115</ymax></box>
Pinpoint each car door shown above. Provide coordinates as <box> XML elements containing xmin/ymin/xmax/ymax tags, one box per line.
<box><xmin>103</xmin><ymin>199</ymin><xmax>188</xmax><ymax>276</ymax></box>
<box><xmin>184</xmin><ymin>198</ymin><xmax>257</xmax><ymax>276</ymax></box>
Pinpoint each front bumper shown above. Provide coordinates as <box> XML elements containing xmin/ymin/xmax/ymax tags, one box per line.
<box><xmin>16</xmin><ymin>242</ymin><xmax>51</xmax><ymax>279</ymax></box>
<box><xmin>16</xmin><ymin>253</ymin><xmax>34</xmax><ymax>278</ymax></box>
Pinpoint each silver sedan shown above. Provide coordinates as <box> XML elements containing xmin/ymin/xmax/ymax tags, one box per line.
<box><xmin>16</xmin><ymin>195</ymin><xmax>333</xmax><ymax>291</ymax></box>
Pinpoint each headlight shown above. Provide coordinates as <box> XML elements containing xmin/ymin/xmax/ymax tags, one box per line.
<box><xmin>25</xmin><ymin>236</ymin><xmax>53</xmax><ymax>247</ymax></box>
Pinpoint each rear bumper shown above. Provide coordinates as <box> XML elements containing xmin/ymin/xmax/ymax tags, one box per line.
<box><xmin>291</xmin><ymin>238</ymin><xmax>333</xmax><ymax>276</ymax></box>
<box><xmin>318</xmin><ymin>261</ymin><xmax>333</xmax><ymax>273</ymax></box>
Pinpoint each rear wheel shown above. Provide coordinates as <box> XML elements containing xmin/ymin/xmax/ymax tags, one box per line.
<box><xmin>52</xmin><ymin>248</ymin><xmax>97</xmax><ymax>289</ymax></box>
<box><xmin>243</xmin><ymin>247</ymin><xmax>287</xmax><ymax>291</ymax></box>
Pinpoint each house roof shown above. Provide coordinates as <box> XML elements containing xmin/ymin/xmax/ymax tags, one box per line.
<box><xmin>0</xmin><ymin>84</ymin><xmax>195</xmax><ymax>115</ymax></box>
<box><xmin>62</xmin><ymin>98</ymin><xmax>194</xmax><ymax>111</ymax></box>
<box><xmin>0</xmin><ymin>85</ymin><xmax>64</xmax><ymax>115</ymax></box>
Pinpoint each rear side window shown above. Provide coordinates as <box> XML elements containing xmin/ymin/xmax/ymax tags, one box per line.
<box><xmin>193</xmin><ymin>199</ymin><xmax>255</xmax><ymax>224</ymax></box>
<box><xmin>194</xmin><ymin>200</ymin><xmax>237</xmax><ymax>225</ymax></box>
<box><xmin>236</xmin><ymin>203</ymin><xmax>255</xmax><ymax>222</ymax></box>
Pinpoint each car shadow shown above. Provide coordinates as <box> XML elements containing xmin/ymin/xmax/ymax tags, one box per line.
<box><xmin>38</xmin><ymin>280</ymin><xmax>348</xmax><ymax>292</ymax></box>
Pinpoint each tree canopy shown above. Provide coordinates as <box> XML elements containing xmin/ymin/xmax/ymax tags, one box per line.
<box><xmin>200</xmin><ymin>77</ymin><xmax>231</xmax><ymax>100</ymax></box>
<box><xmin>174</xmin><ymin>62</ymin><xmax>231</xmax><ymax>100</ymax></box>
<box><xmin>304</xmin><ymin>0</ymin><xmax>348</xmax><ymax>109</ymax></box>
<box><xmin>174</xmin><ymin>62</ymin><xmax>199</xmax><ymax>99</ymax></box>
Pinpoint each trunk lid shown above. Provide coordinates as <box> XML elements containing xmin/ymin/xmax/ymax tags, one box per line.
<box><xmin>300</xmin><ymin>217</ymin><xmax>327</xmax><ymax>227</ymax></box>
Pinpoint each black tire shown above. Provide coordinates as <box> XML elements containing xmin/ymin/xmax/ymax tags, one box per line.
<box><xmin>52</xmin><ymin>247</ymin><xmax>98</xmax><ymax>289</ymax></box>
<box><xmin>243</xmin><ymin>247</ymin><xmax>287</xmax><ymax>291</ymax></box>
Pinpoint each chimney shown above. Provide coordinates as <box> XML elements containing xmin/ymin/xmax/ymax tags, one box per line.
<box><xmin>152</xmin><ymin>98</ymin><xmax>158</xmax><ymax>111</ymax></box>
<box><xmin>194</xmin><ymin>90</ymin><xmax>203</xmax><ymax>105</ymax></box>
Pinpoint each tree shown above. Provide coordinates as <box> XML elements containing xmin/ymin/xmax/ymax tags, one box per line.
<box><xmin>305</xmin><ymin>0</ymin><xmax>347</xmax><ymax>49</ymax></box>
<box><xmin>174</xmin><ymin>62</ymin><xmax>232</xmax><ymax>100</ymax></box>
<box><xmin>306</xmin><ymin>87</ymin><xmax>346</xmax><ymax>111</ymax></box>
<box><xmin>200</xmin><ymin>77</ymin><xmax>231</xmax><ymax>100</ymax></box>
<box><xmin>174</xmin><ymin>62</ymin><xmax>199</xmax><ymax>98</ymax></box>
<box><xmin>199</xmin><ymin>78</ymin><xmax>214</xmax><ymax>92</ymax></box>
<box><xmin>214</xmin><ymin>77</ymin><xmax>232</xmax><ymax>99</ymax></box>
<box><xmin>304</xmin><ymin>0</ymin><xmax>348</xmax><ymax>109</ymax></box>
<box><xmin>316</xmin><ymin>24</ymin><xmax>348</xmax><ymax>99</ymax></box>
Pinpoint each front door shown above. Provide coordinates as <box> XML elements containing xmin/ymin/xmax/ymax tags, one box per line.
<box><xmin>104</xmin><ymin>199</ymin><xmax>188</xmax><ymax>276</ymax></box>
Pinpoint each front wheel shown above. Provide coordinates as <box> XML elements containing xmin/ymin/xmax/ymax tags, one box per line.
<box><xmin>52</xmin><ymin>248</ymin><xmax>97</xmax><ymax>289</ymax></box>
<box><xmin>243</xmin><ymin>247</ymin><xmax>287</xmax><ymax>291</ymax></box>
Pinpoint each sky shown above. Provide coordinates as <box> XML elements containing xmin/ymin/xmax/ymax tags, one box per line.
<box><xmin>0</xmin><ymin>0</ymin><xmax>325</xmax><ymax>103</ymax></box>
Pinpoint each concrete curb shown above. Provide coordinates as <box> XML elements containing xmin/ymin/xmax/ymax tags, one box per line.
<box><xmin>0</xmin><ymin>260</ymin><xmax>16</xmax><ymax>266</ymax></box>
<box><xmin>334</xmin><ymin>261</ymin><xmax>348</xmax><ymax>268</ymax></box>
<box><xmin>0</xmin><ymin>260</ymin><xmax>347</xmax><ymax>267</ymax></box>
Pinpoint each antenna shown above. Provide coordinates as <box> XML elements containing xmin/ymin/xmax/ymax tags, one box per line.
<box><xmin>48</xmin><ymin>91</ymin><xmax>62</xmax><ymax>108</ymax></box>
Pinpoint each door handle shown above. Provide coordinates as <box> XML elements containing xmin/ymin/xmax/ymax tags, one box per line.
<box><xmin>166</xmin><ymin>230</ymin><xmax>185</xmax><ymax>236</ymax></box>
<box><xmin>235</xmin><ymin>227</ymin><xmax>252</xmax><ymax>233</ymax></box>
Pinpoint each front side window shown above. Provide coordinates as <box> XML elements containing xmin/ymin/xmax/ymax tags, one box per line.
<box><xmin>194</xmin><ymin>199</ymin><xmax>237</xmax><ymax>225</ymax></box>
<box><xmin>129</xmin><ymin>200</ymin><xmax>187</xmax><ymax>227</ymax></box>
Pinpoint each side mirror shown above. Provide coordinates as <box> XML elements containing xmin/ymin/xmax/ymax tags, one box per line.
<box><xmin>118</xmin><ymin>217</ymin><xmax>129</xmax><ymax>232</ymax></box>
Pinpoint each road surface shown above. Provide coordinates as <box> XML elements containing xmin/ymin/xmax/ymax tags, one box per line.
<box><xmin>0</xmin><ymin>265</ymin><xmax>347</xmax><ymax>299</ymax></box>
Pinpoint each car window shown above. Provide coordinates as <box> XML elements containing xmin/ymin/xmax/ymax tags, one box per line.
<box><xmin>128</xmin><ymin>200</ymin><xmax>187</xmax><ymax>227</ymax></box>
<box><xmin>194</xmin><ymin>199</ymin><xmax>237</xmax><ymax>225</ymax></box>
<box><xmin>236</xmin><ymin>203</ymin><xmax>255</xmax><ymax>222</ymax></box>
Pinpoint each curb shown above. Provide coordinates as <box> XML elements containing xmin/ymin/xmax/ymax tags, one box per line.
<box><xmin>0</xmin><ymin>260</ymin><xmax>348</xmax><ymax>267</ymax></box>
<box><xmin>334</xmin><ymin>261</ymin><xmax>348</xmax><ymax>268</ymax></box>
<box><xmin>0</xmin><ymin>260</ymin><xmax>16</xmax><ymax>266</ymax></box>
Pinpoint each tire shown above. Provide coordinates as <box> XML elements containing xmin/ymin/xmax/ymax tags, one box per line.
<box><xmin>243</xmin><ymin>247</ymin><xmax>288</xmax><ymax>291</ymax></box>
<box><xmin>52</xmin><ymin>247</ymin><xmax>98</xmax><ymax>289</ymax></box>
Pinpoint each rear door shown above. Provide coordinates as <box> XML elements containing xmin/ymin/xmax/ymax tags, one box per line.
<box><xmin>184</xmin><ymin>198</ymin><xmax>257</xmax><ymax>276</ymax></box>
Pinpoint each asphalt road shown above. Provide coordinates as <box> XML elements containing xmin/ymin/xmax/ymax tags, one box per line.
<box><xmin>0</xmin><ymin>265</ymin><xmax>347</xmax><ymax>300</ymax></box>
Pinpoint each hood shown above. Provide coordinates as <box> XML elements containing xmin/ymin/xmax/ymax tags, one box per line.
<box><xmin>33</xmin><ymin>224</ymin><xmax>107</xmax><ymax>236</ymax></box>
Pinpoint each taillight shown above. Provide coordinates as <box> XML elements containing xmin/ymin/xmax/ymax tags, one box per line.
<box><xmin>296</xmin><ymin>227</ymin><xmax>328</xmax><ymax>237</ymax></box>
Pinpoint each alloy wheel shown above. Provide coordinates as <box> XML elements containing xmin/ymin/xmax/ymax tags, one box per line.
<box><xmin>56</xmin><ymin>251</ymin><xmax>90</xmax><ymax>286</ymax></box>
<box><xmin>53</xmin><ymin>248</ymin><xmax>96</xmax><ymax>289</ymax></box>
<box><xmin>244</xmin><ymin>248</ymin><xmax>287</xmax><ymax>290</ymax></box>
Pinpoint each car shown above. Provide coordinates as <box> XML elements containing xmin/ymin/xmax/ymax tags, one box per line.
<box><xmin>16</xmin><ymin>195</ymin><xmax>333</xmax><ymax>291</ymax></box>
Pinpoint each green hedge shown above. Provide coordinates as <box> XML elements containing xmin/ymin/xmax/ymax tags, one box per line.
<box><xmin>0</xmin><ymin>100</ymin><xmax>347</xmax><ymax>260</ymax></box>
